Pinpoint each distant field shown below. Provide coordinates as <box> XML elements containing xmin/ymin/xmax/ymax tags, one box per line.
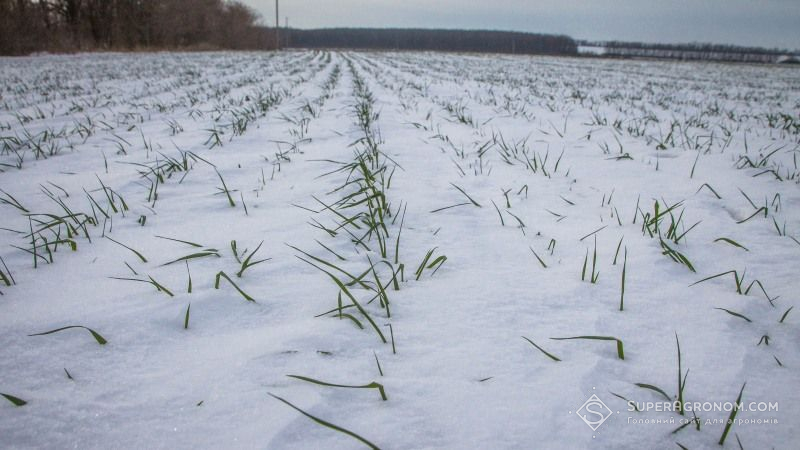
<box><xmin>0</xmin><ymin>51</ymin><xmax>798</xmax><ymax>448</ymax></box>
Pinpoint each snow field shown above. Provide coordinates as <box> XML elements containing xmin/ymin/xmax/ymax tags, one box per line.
<box><xmin>1</xmin><ymin>50</ymin><xmax>799</xmax><ymax>449</ymax></box>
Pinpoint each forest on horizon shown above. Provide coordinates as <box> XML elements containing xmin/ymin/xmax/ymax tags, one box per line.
<box><xmin>1</xmin><ymin>0</ymin><xmax>795</xmax><ymax>62</ymax></box>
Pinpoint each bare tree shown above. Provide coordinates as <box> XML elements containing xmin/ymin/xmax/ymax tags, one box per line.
<box><xmin>0</xmin><ymin>0</ymin><xmax>273</xmax><ymax>55</ymax></box>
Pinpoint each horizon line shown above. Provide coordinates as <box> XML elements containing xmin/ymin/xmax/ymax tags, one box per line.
<box><xmin>267</xmin><ymin>26</ymin><xmax>799</xmax><ymax>53</ymax></box>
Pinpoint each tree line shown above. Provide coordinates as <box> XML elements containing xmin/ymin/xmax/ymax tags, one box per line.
<box><xmin>286</xmin><ymin>28</ymin><xmax>578</xmax><ymax>56</ymax></box>
<box><xmin>1</xmin><ymin>4</ymin><xmax>579</xmax><ymax>57</ymax></box>
<box><xmin>581</xmin><ymin>40</ymin><xmax>797</xmax><ymax>63</ymax></box>
<box><xmin>604</xmin><ymin>41</ymin><xmax>790</xmax><ymax>55</ymax></box>
<box><xmin>0</xmin><ymin>0</ymin><xmax>274</xmax><ymax>55</ymax></box>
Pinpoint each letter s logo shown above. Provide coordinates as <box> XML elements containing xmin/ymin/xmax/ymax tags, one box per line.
<box><xmin>576</xmin><ymin>394</ymin><xmax>612</xmax><ymax>431</ymax></box>
<box><xmin>579</xmin><ymin>400</ymin><xmax>607</xmax><ymax>427</ymax></box>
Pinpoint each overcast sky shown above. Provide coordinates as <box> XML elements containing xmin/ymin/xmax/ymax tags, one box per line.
<box><xmin>241</xmin><ymin>0</ymin><xmax>799</xmax><ymax>49</ymax></box>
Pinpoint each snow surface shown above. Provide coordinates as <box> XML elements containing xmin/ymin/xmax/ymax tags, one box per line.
<box><xmin>0</xmin><ymin>50</ymin><xmax>799</xmax><ymax>449</ymax></box>
<box><xmin>577</xmin><ymin>45</ymin><xmax>606</xmax><ymax>56</ymax></box>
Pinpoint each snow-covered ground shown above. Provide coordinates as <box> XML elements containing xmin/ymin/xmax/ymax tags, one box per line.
<box><xmin>1</xmin><ymin>50</ymin><xmax>798</xmax><ymax>449</ymax></box>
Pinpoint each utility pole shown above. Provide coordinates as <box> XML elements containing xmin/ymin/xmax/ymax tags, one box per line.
<box><xmin>285</xmin><ymin>17</ymin><xmax>289</xmax><ymax>48</ymax></box>
<box><xmin>275</xmin><ymin>0</ymin><xmax>280</xmax><ymax>50</ymax></box>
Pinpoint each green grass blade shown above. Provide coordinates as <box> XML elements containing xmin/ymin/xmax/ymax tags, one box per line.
<box><xmin>736</xmin><ymin>207</ymin><xmax>767</xmax><ymax>224</ymax></box>
<box><xmin>620</xmin><ymin>248</ymin><xmax>627</xmax><ymax>311</ymax></box>
<box><xmin>690</xmin><ymin>271</ymin><xmax>737</xmax><ymax>287</ymax></box>
<box><xmin>287</xmin><ymin>375</ymin><xmax>387</xmax><ymax>401</ymax></box>
<box><xmin>491</xmin><ymin>200</ymin><xmax>505</xmax><ymax>226</ymax></box>
<box><xmin>322</xmin><ymin>269</ymin><xmax>386</xmax><ymax>343</ymax></box>
<box><xmin>148</xmin><ymin>276</ymin><xmax>174</xmax><ymax>297</ymax></box>
<box><xmin>609</xmin><ymin>391</ymin><xmax>639</xmax><ymax>411</ymax></box>
<box><xmin>374</xmin><ymin>351</ymin><xmax>383</xmax><ymax>376</ymax></box>
<box><xmin>237</xmin><ymin>241</ymin><xmax>270</xmax><ymax>277</ymax></box>
<box><xmin>449</xmin><ymin>183</ymin><xmax>481</xmax><ymax>207</ymax></box>
<box><xmin>162</xmin><ymin>250</ymin><xmax>220</xmax><ymax>266</ymax></box>
<box><xmin>715</xmin><ymin>307</ymin><xmax>752</xmax><ymax>322</ymax></box>
<box><xmin>1</xmin><ymin>393</ymin><xmax>26</xmax><ymax>406</ymax></box>
<box><xmin>430</xmin><ymin>202</ymin><xmax>470</xmax><ymax>213</ymax></box>
<box><xmin>522</xmin><ymin>336</ymin><xmax>561</xmax><ymax>361</ymax></box>
<box><xmin>340</xmin><ymin>313</ymin><xmax>364</xmax><ymax>329</ymax></box>
<box><xmin>214</xmin><ymin>271</ymin><xmax>256</xmax><ymax>302</ymax></box>
<box><xmin>529</xmin><ymin>246</ymin><xmax>547</xmax><ymax>268</ymax></box>
<box><xmin>106</xmin><ymin>236</ymin><xmax>147</xmax><ymax>263</ymax></box>
<box><xmin>28</xmin><ymin>325</ymin><xmax>107</xmax><ymax>345</ymax></box>
<box><xmin>268</xmin><ymin>393</ymin><xmax>380</xmax><ymax>449</ymax></box>
<box><xmin>579</xmin><ymin>225</ymin><xmax>607</xmax><ymax>242</ymax></box>
<box><xmin>714</xmin><ymin>237</ymin><xmax>749</xmax><ymax>251</ymax></box>
<box><xmin>415</xmin><ymin>248</ymin><xmax>435</xmax><ymax>280</ymax></box>
<box><xmin>696</xmin><ymin>183</ymin><xmax>721</xmax><ymax>199</ymax></box>
<box><xmin>110</xmin><ymin>276</ymin><xmax>174</xmax><ymax>297</ymax></box>
<box><xmin>779</xmin><ymin>306</ymin><xmax>793</xmax><ymax>323</ymax></box>
<box><xmin>719</xmin><ymin>383</ymin><xmax>746</xmax><ymax>446</ymax></box>
<box><xmin>154</xmin><ymin>235</ymin><xmax>203</xmax><ymax>247</ymax></box>
<box><xmin>634</xmin><ymin>383</ymin><xmax>671</xmax><ymax>401</ymax></box>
